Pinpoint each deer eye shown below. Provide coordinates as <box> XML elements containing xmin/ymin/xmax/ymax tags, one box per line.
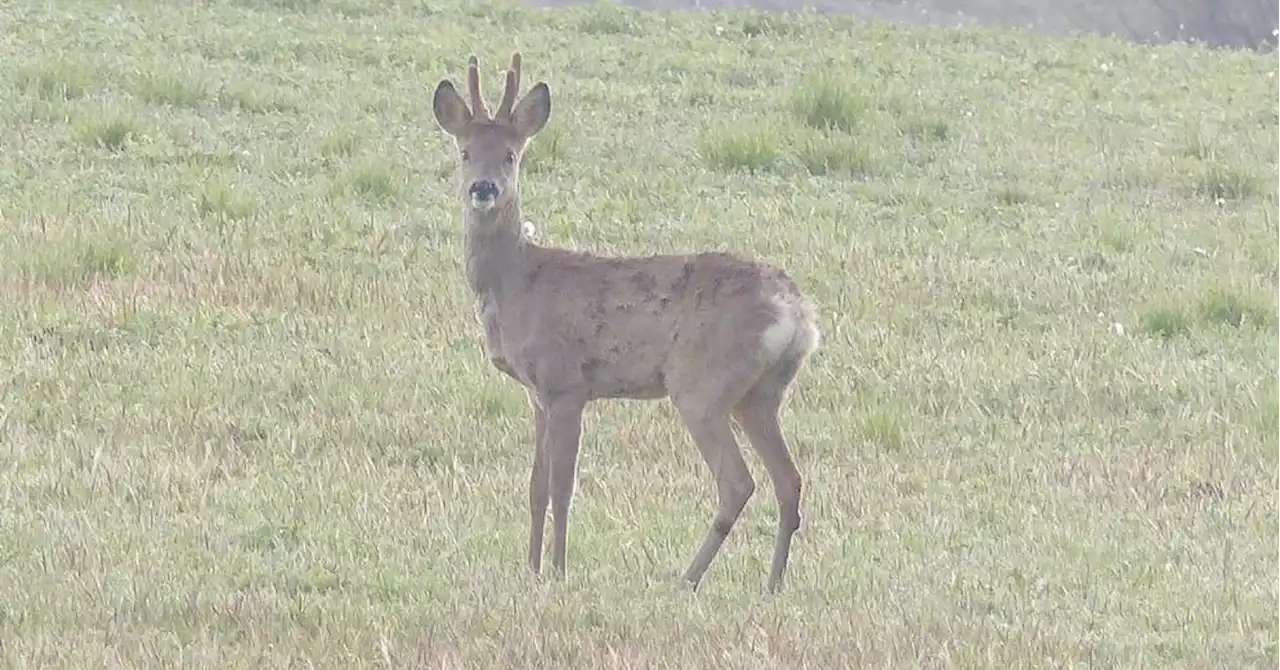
<box><xmin>504</xmin><ymin>150</ymin><xmax>516</xmax><ymax>165</ymax></box>
<box><xmin>460</xmin><ymin>149</ymin><xmax>470</xmax><ymax>162</ymax></box>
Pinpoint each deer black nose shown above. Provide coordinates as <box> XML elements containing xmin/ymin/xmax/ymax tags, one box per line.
<box><xmin>469</xmin><ymin>180</ymin><xmax>499</xmax><ymax>200</ymax></box>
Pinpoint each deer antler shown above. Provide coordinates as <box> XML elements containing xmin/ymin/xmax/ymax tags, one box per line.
<box><xmin>466</xmin><ymin>55</ymin><xmax>490</xmax><ymax>119</ymax></box>
<box><xmin>494</xmin><ymin>52</ymin><xmax>522</xmax><ymax>119</ymax></box>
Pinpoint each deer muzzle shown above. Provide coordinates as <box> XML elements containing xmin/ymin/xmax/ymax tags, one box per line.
<box><xmin>468</xmin><ymin>180</ymin><xmax>500</xmax><ymax>209</ymax></box>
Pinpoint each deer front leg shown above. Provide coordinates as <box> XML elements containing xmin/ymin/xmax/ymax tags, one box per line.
<box><xmin>541</xmin><ymin>393</ymin><xmax>587</xmax><ymax>579</ymax></box>
<box><xmin>528</xmin><ymin>395</ymin><xmax>549</xmax><ymax>573</ymax></box>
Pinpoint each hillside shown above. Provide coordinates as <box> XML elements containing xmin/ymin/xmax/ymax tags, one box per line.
<box><xmin>1</xmin><ymin>1</ymin><xmax>1276</xmax><ymax>667</ymax></box>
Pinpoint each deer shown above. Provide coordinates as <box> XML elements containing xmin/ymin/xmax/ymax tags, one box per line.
<box><xmin>431</xmin><ymin>52</ymin><xmax>821</xmax><ymax>594</ymax></box>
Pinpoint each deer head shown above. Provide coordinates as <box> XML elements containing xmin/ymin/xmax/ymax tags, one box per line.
<box><xmin>432</xmin><ymin>53</ymin><xmax>551</xmax><ymax>216</ymax></box>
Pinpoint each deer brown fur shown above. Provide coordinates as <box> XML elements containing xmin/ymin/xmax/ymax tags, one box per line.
<box><xmin>432</xmin><ymin>53</ymin><xmax>821</xmax><ymax>593</ymax></box>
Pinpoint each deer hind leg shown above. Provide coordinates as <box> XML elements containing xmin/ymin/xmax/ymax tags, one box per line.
<box><xmin>671</xmin><ymin>366</ymin><xmax>762</xmax><ymax>589</ymax></box>
<box><xmin>732</xmin><ymin>354</ymin><xmax>806</xmax><ymax>594</ymax></box>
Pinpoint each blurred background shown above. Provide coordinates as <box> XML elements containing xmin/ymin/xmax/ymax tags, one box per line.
<box><xmin>529</xmin><ymin>0</ymin><xmax>1280</xmax><ymax>50</ymax></box>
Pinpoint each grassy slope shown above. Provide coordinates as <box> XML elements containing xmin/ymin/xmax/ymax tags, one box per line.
<box><xmin>1</xmin><ymin>0</ymin><xmax>1276</xmax><ymax>666</ymax></box>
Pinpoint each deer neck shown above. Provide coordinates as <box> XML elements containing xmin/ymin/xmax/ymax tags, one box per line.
<box><xmin>462</xmin><ymin>200</ymin><xmax>530</xmax><ymax>301</ymax></box>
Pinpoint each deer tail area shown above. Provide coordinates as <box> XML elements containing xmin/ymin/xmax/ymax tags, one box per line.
<box><xmin>759</xmin><ymin>294</ymin><xmax>821</xmax><ymax>367</ymax></box>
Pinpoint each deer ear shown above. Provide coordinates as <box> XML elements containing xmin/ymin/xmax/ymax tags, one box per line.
<box><xmin>511</xmin><ymin>82</ymin><xmax>551</xmax><ymax>139</ymax></box>
<box><xmin>433</xmin><ymin>80</ymin><xmax>472</xmax><ymax>136</ymax></box>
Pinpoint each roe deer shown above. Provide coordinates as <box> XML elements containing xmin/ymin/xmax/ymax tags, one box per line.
<box><xmin>431</xmin><ymin>53</ymin><xmax>821</xmax><ymax>593</ymax></box>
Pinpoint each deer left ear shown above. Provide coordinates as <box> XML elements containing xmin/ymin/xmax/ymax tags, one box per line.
<box><xmin>433</xmin><ymin>80</ymin><xmax>472</xmax><ymax>136</ymax></box>
<box><xmin>511</xmin><ymin>82</ymin><xmax>551</xmax><ymax>139</ymax></box>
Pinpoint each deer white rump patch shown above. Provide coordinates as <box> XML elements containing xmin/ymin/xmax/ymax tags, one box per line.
<box><xmin>759</xmin><ymin>296</ymin><xmax>821</xmax><ymax>362</ymax></box>
<box><xmin>759</xmin><ymin>298</ymin><xmax>797</xmax><ymax>358</ymax></box>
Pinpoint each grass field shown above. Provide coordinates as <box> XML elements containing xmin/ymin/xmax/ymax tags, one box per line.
<box><xmin>1</xmin><ymin>0</ymin><xmax>1277</xmax><ymax>667</ymax></box>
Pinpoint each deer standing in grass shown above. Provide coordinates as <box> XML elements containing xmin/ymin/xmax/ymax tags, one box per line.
<box><xmin>431</xmin><ymin>53</ymin><xmax>820</xmax><ymax>593</ymax></box>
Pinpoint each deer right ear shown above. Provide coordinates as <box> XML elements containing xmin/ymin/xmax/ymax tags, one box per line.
<box><xmin>511</xmin><ymin>82</ymin><xmax>551</xmax><ymax>139</ymax></box>
<box><xmin>433</xmin><ymin>80</ymin><xmax>472</xmax><ymax>136</ymax></box>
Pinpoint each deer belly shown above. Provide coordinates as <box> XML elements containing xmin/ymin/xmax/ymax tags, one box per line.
<box><xmin>579</xmin><ymin>355</ymin><xmax>668</xmax><ymax>400</ymax></box>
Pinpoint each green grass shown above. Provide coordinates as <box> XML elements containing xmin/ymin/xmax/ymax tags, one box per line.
<box><xmin>522</xmin><ymin>121</ymin><xmax>570</xmax><ymax>175</ymax></box>
<box><xmin>698</xmin><ymin>123</ymin><xmax>785</xmax><ymax>173</ymax></box>
<box><xmin>1137</xmin><ymin>286</ymin><xmax>1278</xmax><ymax>339</ymax></box>
<box><xmin>198</xmin><ymin>180</ymin><xmax>259</xmax><ymax>222</ymax></box>
<box><xmin>1138</xmin><ymin>301</ymin><xmax>1195</xmax><ymax>339</ymax></box>
<box><xmin>796</xmin><ymin>132</ymin><xmax>875</xmax><ymax>177</ymax></box>
<box><xmin>901</xmin><ymin>112</ymin><xmax>951</xmax><ymax>141</ymax></box>
<box><xmin>1198</xmin><ymin>285</ymin><xmax>1278</xmax><ymax>330</ymax></box>
<box><xmin>340</xmin><ymin>158</ymin><xmax>400</xmax><ymax>203</ymax></box>
<box><xmin>73</xmin><ymin>110</ymin><xmax>140</xmax><ymax>151</ymax></box>
<box><xmin>1191</xmin><ymin>164</ymin><xmax>1264</xmax><ymax>202</ymax></box>
<box><xmin>134</xmin><ymin>69</ymin><xmax>211</xmax><ymax>107</ymax></box>
<box><xmin>22</xmin><ymin>238</ymin><xmax>138</xmax><ymax>288</ymax></box>
<box><xmin>16</xmin><ymin>59</ymin><xmax>94</xmax><ymax>101</ymax></box>
<box><xmin>0</xmin><ymin>1</ymin><xmax>1276</xmax><ymax>667</ymax></box>
<box><xmin>791</xmin><ymin>72</ymin><xmax>870</xmax><ymax>132</ymax></box>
